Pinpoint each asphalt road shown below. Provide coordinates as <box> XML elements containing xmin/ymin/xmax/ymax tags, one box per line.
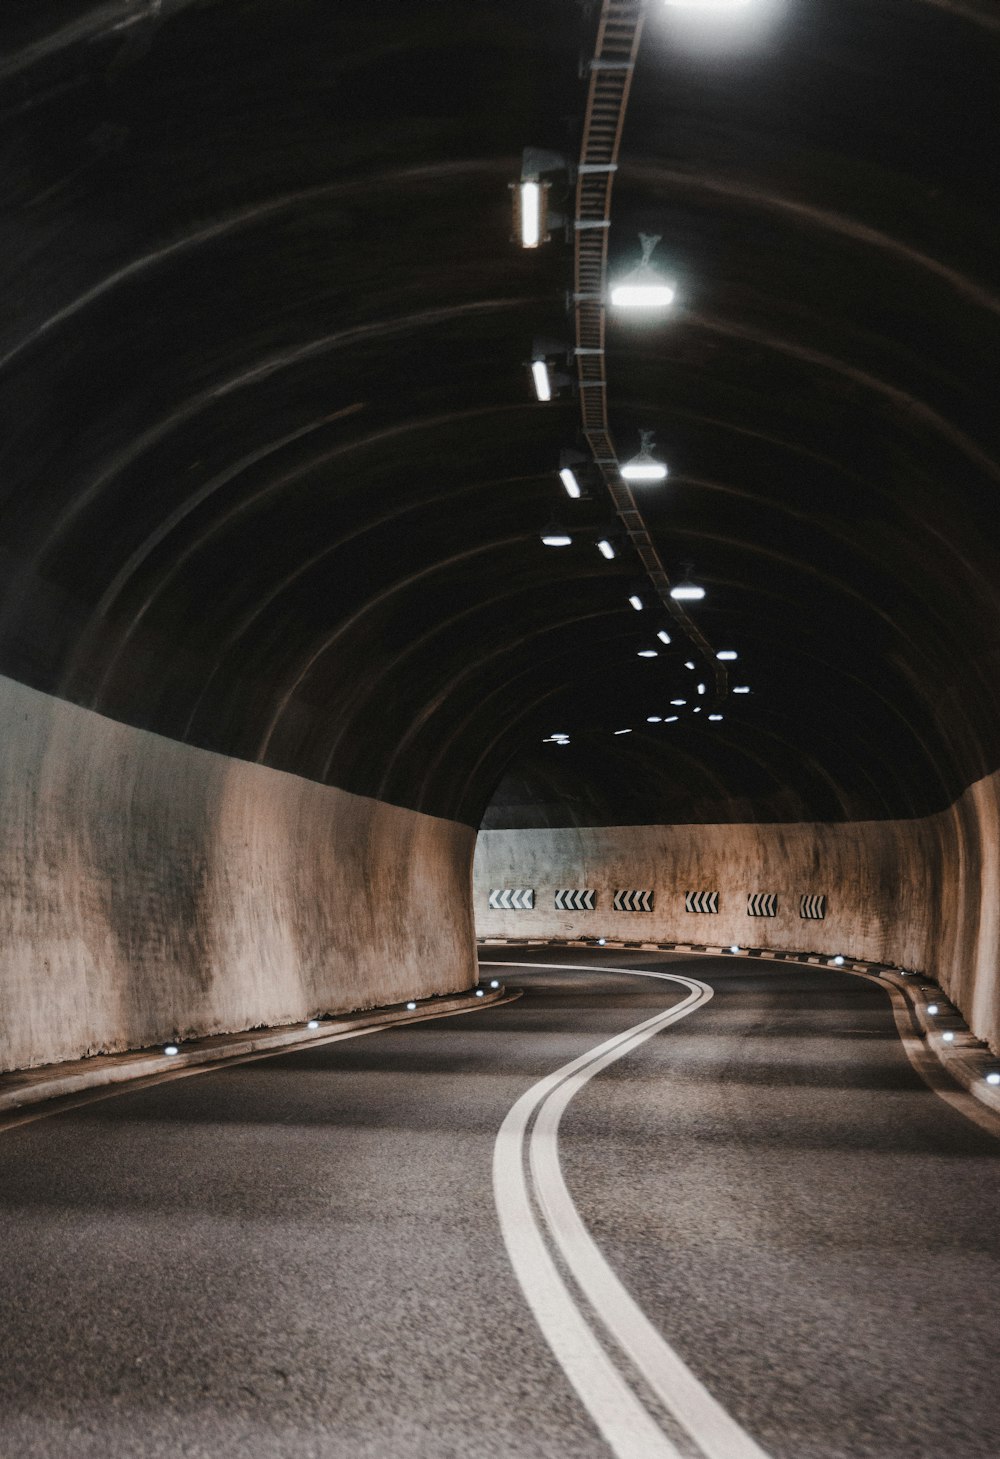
<box><xmin>1</xmin><ymin>951</ymin><xmax>998</xmax><ymax>1459</ymax></box>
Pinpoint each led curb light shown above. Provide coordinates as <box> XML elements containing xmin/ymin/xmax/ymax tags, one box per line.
<box><xmin>621</xmin><ymin>430</ymin><xmax>669</xmax><ymax>482</ymax></box>
<box><xmin>942</xmin><ymin>1031</ymin><xmax>955</xmax><ymax>1042</ymax></box>
<box><xmin>307</xmin><ymin>1019</ymin><xmax>320</xmax><ymax>1029</ymax></box>
<box><xmin>559</xmin><ymin>466</ymin><xmax>582</xmax><ymax>498</ymax></box>
<box><xmin>610</xmin><ymin>233</ymin><xmax>675</xmax><ymax>309</ymax></box>
<box><xmin>163</xmin><ymin>1044</ymin><xmax>179</xmax><ymax>1056</ymax></box>
<box><xmin>406</xmin><ymin>1001</ymin><xmax>417</xmax><ymax>1011</ymax></box>
<box><xmin>987</xmin><ymin>1073</ymin><xmax>1000</xmax><ymax>1085</ymax></box>
<box><xmin>927</xmin><ymin>1003</ymin><xmax>939</xmax><ymax>1015</ymax></box>
<box><xmin>531</xmin><ymin>358</ymin><xmax>552</xmax><ymax>401</ymax></box>
<box><xmin>729</xmin><ymin>945</ymin><xmax>740</xmax><ymax>954</ymax></box>
<box><xmin>490</xmin><ymin>979</ymin><xmax>500</xmax><ymax>989</ymax></box>
<box><xmin>832</xmin><ymin>955</ymin><xmax>845</xmax><ymax>965</ymax></box>
<box><xmin>475</xmin><ymin>988</ymin><xmax>485</xmax><ymax>998</ymax></box>
<box><xmin>597</xmin><ymin>539</ymin><xmax>616</xmax><ymax>559</ymax></box>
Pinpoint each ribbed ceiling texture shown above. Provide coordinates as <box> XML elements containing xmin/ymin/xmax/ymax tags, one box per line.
<box><xmin>2</xmin><ymin>0</ymin><xmax>999</xmax><ymax>828</ymax></box>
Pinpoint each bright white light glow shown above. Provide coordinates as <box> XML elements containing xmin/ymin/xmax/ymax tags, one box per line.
<box><xmin>621</xmin><ymin>459</ymin><xmax>669</xmax><ymax>481</ymax></box>
<box><xmin>637</xmin><ymin>649</ymin><xmax>658</xmax><ymax>658</ymax></box>
<box><xmin>729</xmin><ymin>945</ymin><xmax>740</xmax><ymax>954</ymax></box>
<box><xmin>684</xmin><ymin>660</ymin><xmax>696</xmax><ymax>670</ymax></box>
<box><xmin>597</xmin><ymin>539</ymin><xmax>616</xmax><ymax>559</ymax></box>
<box><xmin>657</xmin><ymin>630</ymin><xmax>672</xmax><ymax>644</ymax></box>
<box><xmin>832</xmin><ymin>955</ymin><xmax>845</xmax><ymax>965</ymax></box>
<box><xmin>670</xmin><ymin>698</ymin><xmax>686</xmax><ymax>706</ymax></box>
<box><xmin>559</xmin><ymin>467</ymin><xmax>582</xmax><ymax>498</ymax></box>
<box><xmin>164</xmin><ymin>1044</ymin><xmax>179</xmax><ymax>1056</ymax></box>
<box><xmin>664</xmin><ymin>0</ymin><xmax>752</xmax><ymax>9</ymax></box>
<box><xmin>928</xmin><ymin>1003</ymin><xmax>939</xmax><ymax>1015</ymax></box>
<box><xmin>307</xmin><ymin>1019</ymin><xmax>320</xmax><ymax>1029</ymax></box>
<box><xmin>614</xmin><ymin>728</ymin><xmax>632</xmax><ymax>735</ymax></box>
<box><xmin>520</xmin><ymin>181</ymin><xmax>541</xmax><ymax>248</ymax></box>
<box><xmin>708</xmin><ymin>713</ymin><xmax>723</xmax><ymax>721</ymax></box>
<box><xmin>717</xmin><ymin>649</ymin><xmax>738</xmax><ymax>660</ymax></box>
<box><xmin>610</xmin><ymin>234</ymin><xmax>675</xmax><ymax>310</ymax></box>
<box><xmin>647</xmin><ymin>716</ymin><xmax>662</xmax><ymax>723</ymax></box>
<box><xmin>733</xmin><ymin>685</ymin><xmax>751</xmax><ymax>694</ymax></box>
<box><xmin>671</xmin><ymin>584</ymin><xmax>705</xmax><ymax>601</ymax></box>
<box><xmin>629</xmin><ymin>595</ymin><xmax>644</xmax><ymax>611</ymax></box>
<box><xmin>476</xmin><ymin>988</ymin><xmax>485</xmax><ymax>998</ymax></box>
<box><xmin>541</xmin><ymin>531</ymin><xmax>571</xmax><ymax>547</ymax></box>
<box><xmin>697</xmin><ymin>682</ymin><xmax>706</xmax><ymax>695</ymax></box>
<box><xmin>943</xmin><ymin>1031</ymin><xmax>955</xmax><ymax>1042</ymax></box>
<box><xmin>598</xmin><ymin>938</ymin><xmax>606</xmax><ymax>945</ymax></box>
<box><xmin>531</xmin><ymin>359</ymin><xmax>552</xmax><ymax>401</ymax></box>
<box><xmin>490</xmin><ymin>979</ymin><xmax>500</xmax><ymax>989</ymax></box>
<box><xmin>693</xmin><ymin>707</ymin><xmax>701</xmax><ymax>713</ymax></box>
<box><xmin>665</xmin><ymin>715</ymin><xmax>679</xmax><ymax>722</ymax></box>
<box><xmin>987</xmin><ymin>1073</ymin><xmax>1000</xmax><ymax>1085</ymax></box>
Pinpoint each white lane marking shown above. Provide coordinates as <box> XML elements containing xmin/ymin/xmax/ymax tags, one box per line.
<box><xmin>486</xmin><ymin>960</ymin><xmax>772</xmax><ymax>1459</ymax></box>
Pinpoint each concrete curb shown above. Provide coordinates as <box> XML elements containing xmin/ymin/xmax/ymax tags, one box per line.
<box><xmin>478</xmin><ymin>936</ymin><xmax>1000</xmax><ymax>1119</ymax></box>
<box><xmin>0</xmin><ymin>983</ymin><xmax>512</xmax><ymax>1117</ymax></box>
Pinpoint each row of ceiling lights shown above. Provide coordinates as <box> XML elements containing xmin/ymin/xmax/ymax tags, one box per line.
<box><xmin>518</xmin><ymin>0</ymin><xmax>755</xmax><ymax>745</ymax></box>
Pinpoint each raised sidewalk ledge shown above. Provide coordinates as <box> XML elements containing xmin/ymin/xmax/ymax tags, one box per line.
<box><xmin>0</xmin><ymin>983</ymin><xmax>510</xmax><ymax>1116</ymax></box>
<box><xmin>478</xmin><ymin>936</ymin><xmax>1000</xmax><ymax>1118</ymax></box>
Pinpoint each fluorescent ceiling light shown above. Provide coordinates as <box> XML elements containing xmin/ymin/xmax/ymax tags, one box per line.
<box><xmin>610</xmin><ymin>233</ymin><xmax>675</xmax><ymax>310</ymax></box>
<box><xmin>717</xmin><ymin>649</ymin><xmax>738</xmax><ymax>660</ymax></box>
<box><xmin>670</xmin><ymin>698</ymin><xmax>686</xmax><ymax>706</ymax></box>
<box><xmin>621</xmin><ymin>429</ymin><xmax>668</xmax><ymax>482</ymax></box>
<box><xmin>559</xmin><ymin>467</ymin><xmax>582</xmax><ymax>498</ymax></box>
<box><xmin>684</xmin><ymin>660</ymin><xmax>696</xmax><ymax>670</ymax></box>
<box><xmin>665</xmin><ymin>715</ymin><xmax>679</xmax><ymax>722</ymax></box>
<box><xmin>697</xmin><ymin>682</ymin><xmax>706</xmax><ymax>695</ymax></box>
<box><xmin>519</xmin><ymin>181</ymin><xmax>542</xmax><ymax>248</ymax></box>
<box><xmin>614</xmin><ymin>728</ymin><xmax>632</xmax><ymax>735</ymax></box>
<box><xmin>597</xmin><ymin>539</ymin><xmax>616</xmax><ymax>559</ymax></box>
<box><xmin>708</xmin><ymin>713</ymin><xmax>723</xmax><ymax>721</ymax></box>
<box><xmin>670</xmin><ymin>582</ymin><xmax>705</xmax><ymax>601</ymax></box>
<box><xmin>531</xmin><ymin>359</ymin><xmax>552</xmax><ymax>401</ymax></box>
<box><xmin>656</xmin><ymin>630</ymin><xmax>671</xmax><ymax>644</ymax></box>
<box><xmin>647</xmin><ymin>716</ymin><xmax>662</xmax><ymax>723</ymax></box>
<box><xmin>541</xmin><ymin>530</ymin><xmax>571</xmax><ymax>546</ymax></box>
<box><xmin>637</xmin><ymin>649</ymin><xmax>658</xmax><ymax>658</ymax></box>
<box><xmin>733</xmin><ymin>685</ymin><xmax>750</xmax><ymax>694</ymax></box>
<box><xmin>629</xmin><ymin>595</ymin><xmax>644</xmax><ymax>611</ymax></box>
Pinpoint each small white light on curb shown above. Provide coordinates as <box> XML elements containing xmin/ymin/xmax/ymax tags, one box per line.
<box><xmin>490</xmin><ymin>979</ymin><xmax>500</xmax><ymax>989</ymax></box>
<box><xmin>832</xmin><ymin>956</ymin><xmax>845</xmax><ymax>966</ymax></box>
<box><xmin>729</xmin><ymin>945</ymin><xmax>740</xmax><ymax>954</ymax></box>
<box><xmin>475</xmin><ymin>988</ymin><xmax>485</xmax><ymax>998</ymax></box>
<box><xmin>927</xmin><ymin>1003</ymin><xmax>938</xmax><ymax>1014</ymax></box>
<box><xmin>942</xmin><ymin>1031</ymin><xmax>955</xmax><ymax>1042</ymax></box>
<box><xmin>163</xmin><ymin>1044</ymin><xmax>179</xmax><ymax>1056</ymax></box>
<box><xmin>307</xmin><ymin>1019</ymin><xmax>320</xmax><ymax>1029</ymax></box>
<box><xmin>987</xmin><ymin>1073</ymin><xmax>1000</xmax><ymax>1086</ymax></box>
<box><xmin>406</xmin><ymin>1001</ymin><xmax>417</xmax><ymax>1011</ymax></box>
<box><xmin>598</xmin><ymin>938</ymin><xmax>606</xmax><ymax>945</ymax></box>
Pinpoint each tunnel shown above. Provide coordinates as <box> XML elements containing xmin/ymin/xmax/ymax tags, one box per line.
<box><xmin>1</xmin><ymin>2</ymin><xmax>999</xmax><ymax>1456</ymax></box>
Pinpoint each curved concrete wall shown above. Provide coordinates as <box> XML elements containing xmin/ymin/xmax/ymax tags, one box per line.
<box><xmin>0</xmin><ymin>675</ymin><xmax>477</xmax><ymax>1073</ymax></box>
<box><xmin>475</xmin><ymin>781</ymin><xmax>1000</xmax><ymax>1056</ymax></box>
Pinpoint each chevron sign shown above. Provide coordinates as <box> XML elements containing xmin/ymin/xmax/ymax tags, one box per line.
<box><xmin>613</xmin><ymin>889</ymin><xmax>654</xmax><ymax>912</ymax></box>
<box><xmin>685</xmin><ymin>891</ymin><xmax>719</xmax><ymax>914</ymax></box>
<box><xmin>747</xmin><ymin>893</ymin><xmax>778</xmax><ymax>918</ymax></box>
<box><xmin>800</xmin><ymin>894</ymin><xmax>827</xmax><ymax>920</ymax></box>
<box><xmin>554</xmin><ymin>889</ymin><xmax>596</xmax><ymax>911</ymax></box>
<box><xmin>488</xmin><ymin>888</ymin><xmax>534</xmax><ymax>911</ymax></box>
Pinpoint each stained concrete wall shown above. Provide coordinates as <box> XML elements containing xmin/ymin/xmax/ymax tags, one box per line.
<box><xmin>0</xmin><ymin>675</ymin><xmax>477</xmax><ymax>1073</ymax></box>
<box><xmin>475</xmin><ymin>779</ymin><xmax>1000</xmax><ymax>1056</ymax></box>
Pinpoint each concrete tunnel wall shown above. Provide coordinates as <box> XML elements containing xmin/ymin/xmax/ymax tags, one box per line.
<box><xmin>0</xmin><ymin>673</ymin><xmax>477</xmax><ymax>1074</ymax></box>
<box><xmin>474</xmin><ymin>786</ymin><xmax>1000</xmax><ymax>1057</ymax></box>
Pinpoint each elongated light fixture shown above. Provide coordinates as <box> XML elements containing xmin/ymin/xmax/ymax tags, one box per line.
<box><xmin>560</xmin><ymin>467</ymin><xmax>582</xmax><ymax>498</ymax></box>
<box><xmin>670</xmin><ymin>578</ymin><xmax>705</xmax><ymax>601</ymax></box>
<box><xmin>717</xmin><ymin>649</ymin><xmax>738</xmax><ymax>661</ymax></box>
<box><xmin>531</xmin><ymin>358</ymin><xmax>552</xmax><ymax>401</ymax></box>
<box><xmin>621</xmin><ymin>429</ymin><xmax>668</xmax><ymax>482</ymax></box>
<box><xmin>629</xmin><ymin>594</ymin><xmax>644</xmax><ymax>611</ymax></box>
<box><xmin>514</xmin><ymin>179</ymin><xmax>549</xmax><ymax>248</ymax></box>
<box><xmin>610</xmin><ymin>233</ymin><xmax>675</xmax><ymax>309</ymax></box>
<box><xmin>541</xmin><ymin>522</ymin><xmax>571</xmax><ymax>546</ymax></box>
<box><xmin>657</xmin><ymin>629</ymin><xmax>672</xmax><ymax>644</ymax></box>
<box><xmin>597</xmin><ymin>538</ymin><xmax>616</xmax><ymax>560</ymax></box>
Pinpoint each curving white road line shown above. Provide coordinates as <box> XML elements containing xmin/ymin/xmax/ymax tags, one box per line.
<box><xmin>485</xmin><ymin>959</ymin><xmax>772</xmax><ymax>1459</ymax></box>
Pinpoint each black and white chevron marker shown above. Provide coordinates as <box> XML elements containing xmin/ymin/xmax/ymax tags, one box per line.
<box><xmin>684</xmin><ymin>891</ymin><xmax>719</xmax><ymax>914</ymax></box>
<box><xmin>554</xmin><ymin>889</ymin><xmax>596</xmax><ymax>911</ymax></box>
<box><xmin>613</xmin><ymin>889</ymin><xmax>654</xmax><ymax>912</ymax></box>
<box><xmin>488</xmin><ymin>888</ymin><xmax>535</xmax><ymax>911</ymax></box>
<box><xmin>747</xmin><ymin>893</ymin><xmax>778</xmax><ymax>918</ymax></box>
<box><xmin>800</xmin><ymin>894</ymin><xmax>827</xmax><ymax>920</ymax></box>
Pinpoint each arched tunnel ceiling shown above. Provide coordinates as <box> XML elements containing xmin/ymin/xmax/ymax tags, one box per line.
<box><xmin>2</xmin><ymin>0</ymin><xmax>999</xmax><ymax>828</ymax></box>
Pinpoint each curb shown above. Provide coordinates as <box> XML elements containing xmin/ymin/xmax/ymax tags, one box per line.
<box><xmin>478</xmin><ymin>936</ymin><xmax>1000</xmax><ymax>1118</ymax></box>
<box><xmin>0</xmin><ymin>982</ymin><xmax>512</xmax><ymax>1118</ymax></box>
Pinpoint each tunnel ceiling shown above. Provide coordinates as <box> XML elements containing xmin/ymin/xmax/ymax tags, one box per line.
<box><xmin>2</xmin><ymin>0</ymin><xmax>1000</xmax><ymax>828</ymax></box>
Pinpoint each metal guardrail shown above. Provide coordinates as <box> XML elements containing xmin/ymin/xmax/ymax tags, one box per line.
<box><xmin>572</xmin><ymin>0</ymin><xmax>727</xmax><ymax>699</ymax></box>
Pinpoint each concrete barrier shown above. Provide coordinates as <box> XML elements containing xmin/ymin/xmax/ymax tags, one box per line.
<box><xmin>0</xmin><ymin>675</ymin><xmax>477</xmax><ymax>1073</ymax></box>
<box><xmin>474</xmin><ymin>789</ymin><xmax>1000</xmax><ymax>1057</ymax></box>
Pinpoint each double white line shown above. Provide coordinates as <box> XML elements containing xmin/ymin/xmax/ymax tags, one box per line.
<box><xmin>486</xmin><ymin>961</ymin><xmax>772</xmax><ymax>1459</ymax></box>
